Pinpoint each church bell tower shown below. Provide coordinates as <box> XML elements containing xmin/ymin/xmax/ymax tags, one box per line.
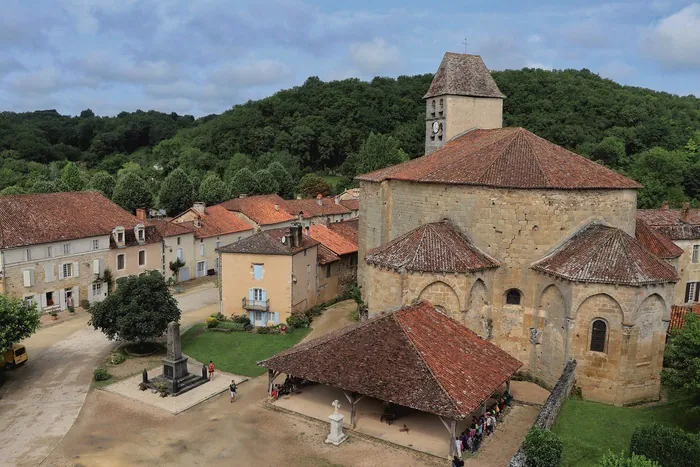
<box><xmin>424</xmin><ymin>53</ymin><xmax>505</xmax><ymax>155</ymax></box>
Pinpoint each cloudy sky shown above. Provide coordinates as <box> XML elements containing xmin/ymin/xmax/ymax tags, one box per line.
<box><xmin>1</xmin><ymin>0</ymin><xmax>699</xmax><ymax>117</ymax></box>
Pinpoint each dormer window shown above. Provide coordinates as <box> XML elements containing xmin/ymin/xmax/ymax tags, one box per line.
<box><xmin>113</xmin><ymin>226</ymin><xmax>125</xmax><ymax>247</ymax></box>
<box><xmin>134</xmin><ymin>224</ymin><xmax>145</xmax><ymax>243</ymax></box>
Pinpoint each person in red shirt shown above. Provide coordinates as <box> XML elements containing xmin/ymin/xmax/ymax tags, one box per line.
<box><xmin>208</xmin><ymin>361</ymin><xmax>215</xmax><ymax>380</ymax></box>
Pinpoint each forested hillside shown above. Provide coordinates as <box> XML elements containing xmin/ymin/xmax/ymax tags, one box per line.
<box><xmin>0</xmin><ymin>68</ymin><xmax>698</xmax><ymax>212</ymax></box>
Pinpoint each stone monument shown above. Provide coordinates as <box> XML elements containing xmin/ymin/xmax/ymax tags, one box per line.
<box><xmin>325</xmin><ymin>400</ymin><xmax>348</xmax><ymax>446</ymax></box>
<box><xmin>162</xmin><ymin>321</ymin><xmax>190</xmax><ymax>393</ymax></box>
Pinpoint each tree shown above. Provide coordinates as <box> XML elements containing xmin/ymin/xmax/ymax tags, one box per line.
<box><xmin>198</xmin><ymin>173</ymin><xmax>229</xmax><ymax>205</ymax></box>
<box><xmin>0</xmin><ymin>185</ymin><xmax>26</xmax><ymax>196</ymax></box>
<box><xmin>253</xmin><ymin>169</ymin><xmax>280</xmax><ymax>195</ymax></box>
<box><xmin>522</xmin><ymin>427</ymin><xmax>563</xmax><ymax>467</ymax></box>
<box><xmin>29</xmin><ymin>180</ymin><xmax>60</xmax><ymax>194</ymax></box>
<box><xmin>60</xmin><ymin>162</ymin><xmax>85</xmax><ymax>191</ymax></box>
<box><xmin>88</xmin><ymin>171</ymin><xmax>116</xmax><ymax>198</ymax></box>
<box><xmin>662</xmin><ymin>312</ymin><xmax>700</xmax><ymax>399</ymax></box>
<box><xmin>356</xmin><ymin>132</ymin><xmax>409</xmax><ymax>174</ymax></box>
<box><xmin>298</xmin><ymin>173</ymin><xmax>331</xmax><ymax>198</ymax></box>
<box><xmin>0</xmin><ymin>294</ymin><xmax>42</xmax><ymax>351</ymax></box>
<box><xmin>90</xmin><ymin>271</ymin><xmax>181</xmax><ymax>342</ymax></box>
<box><xmin>224</xmin><ymin>153</ymin><xmax>253</xmax><ymax>181</ymax></box>
<box><xmin>112</xmin><ymin>172</ymin><xmax>153</xmax><ymax>213</ymax></box>
<box><xmin>169</xmin><ymin>259</ymin><xmax>186</xmax><ymax>283</ymax></box>
<box><xmin>599</xmin><ymin>452</ymin><xmax>660</xmax><ymax>467</ymax></box>
<box><xmin>589</xmin><ymin>136</ymin><xmax>627</xmax><ymax>167</ymax></box>
<box><xmin>267</xmin><ymin>162</ymin><xmax>295</xmax><ymax>199</ymax></box>
<box><xmin>229</xmin><ymin>167</ymin><xmax>260</xmax><ymax>198</ymax></box>
<box><xmin>158</xmin><ymin>168</ymin><xmax>194</xmax><ymax>216</ymax></box>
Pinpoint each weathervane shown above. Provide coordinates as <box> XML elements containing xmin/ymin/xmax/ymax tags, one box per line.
<box><xmin>462</xmin><ymin>37</ymin><xmax>469</xmax><ymax>54</ymax></box>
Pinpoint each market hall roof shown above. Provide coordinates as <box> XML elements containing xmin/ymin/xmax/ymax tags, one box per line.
<box><xmin>423</xmin><ymin>53</ymin><xmax>506</xmax><ymax>99</ymax></box>
<box><xmin>531</xmin><ymin>223</ymin><xmax>679</xmax><ymax>286</ymax></box>
<box><xmin>259</xmin><ymin>301</ymin><xmax>522</xmax><ymax>419</ymax></box>
<box><xmin>356</xmin><ymin>127</ymin><xmax>642</xmax><ymax>191</ymax></box>
<box><xmin>365</xmin><ymin>220</ymin><xmax>499</xmax><ymax>273</ymax></box>
<box><xmin>634</xmin><ymin>219</ymin><xmax>683</xmax><ymax>259</ymax></box>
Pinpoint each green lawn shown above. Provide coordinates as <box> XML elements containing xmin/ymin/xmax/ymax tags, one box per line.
<box><xmin>181</xmin><ymin>324</ymin><xmax>311</xmax><ymax>377</ymax></box>
<box><xmin>552</xmin><ymin>394</ymin><xmax>700</xmax><ymax>466</ymax></box>
<box><xmin>318</xmin><ymin>174</ymin><xmax>342</xmax><ymax>188</ymax></box>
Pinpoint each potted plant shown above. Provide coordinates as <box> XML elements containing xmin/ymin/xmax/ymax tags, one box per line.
<box><xmin>280</xmin><ymin>324</ymin><xmax>288</xmax><ymax>335</ymax></box>
<box><xmin>50</xmin><ymin>311</ymin><xmax>58</xmax><ymax>321</ymax></box>
<box><xmin>68</xmin><ymin>306</ymin><xmax>76</xmax><ymax>315</ymax></box>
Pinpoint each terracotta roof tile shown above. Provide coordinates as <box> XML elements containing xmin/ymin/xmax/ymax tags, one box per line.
<box><xmin>283</xmin><ymin>197</ymin><xmax>351</xmax><ymax>219</ymax></box>
<box><xmin>423</xmin><ymin>53</ymin><xmax>505</xmax><ymax>99</ymax></box>
<box><xmin>635</xmin><ymin>219</ymin><xmax>683</xmax><ymax>259</ymax></box>
<box><xmin>109</xmin><ymin>225</ymin><xmax>162</xmax><ymax>248</ymax></box>
<box><xmin>0</xmin><ymin>191</ymin><xmax>149</xmax><ymax>249</ymax></box>
<box><xmin>317</xmin><ymin>244</ymin><xmax>340</xmax><ymax>265</ymax></box>
<box><xmin>357</xmin><ymin>127</ymin><xmax>642</xmax><ymax>190</ymax></box>
<box><xmin>637</xmin><ymin>208</ymin><xmax>700</xmax><ymax>240</ymax></box>
<box><xmin>339</xmin><ymin>199</ymin><xmax>359</xmax><ymax>211</ymax></box>
<box><xmin>173</xmin><ymin>205</ymin><xmax>254</xmax><ymax>239</ymax></box>
<box><xmin>260</xmin><ymin>301</ymin><xmax>522</xmax><ymax>419</ymax></box>
<box><xmin>328</xmin><ymin>219</ymin><xmax>359</xmax><ymax>245</ymax></box>
<box><xmin>150</xmin><ymin>219</ymin><xmax>195</xmax><ymax>238</ymax></box>
<box><xmin>532</xmin><ymin>223</ymin><xmax>679</xmax><ymax>286</ymax></box>
<box><xmin>219</xmin><ymin>226</ymin><xmax>318</xmax><ymax>256</ymax></box>
<box><xmin>308</xmin><ymin>225</ymin><xmax>358</xmax><ymax>256</ymax></box>
<box><xmin>219</xmin><ymin>195</ymin><xmax>295</xmax><ymax>226</ymax></box>
<box><xmin>366</xmin><ymin>220</ymin><xmax>499</xmax><ymax>273</ymax></box>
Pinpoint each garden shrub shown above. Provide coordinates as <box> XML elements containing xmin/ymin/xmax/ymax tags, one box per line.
<box><xmin>599</xmin><ymin>451</ymin><xmax>660</xmax><ymax>467</ymax></box>
<box><xmin>110</xmin><ymin>352</ymin><xmax>125</xmax><ymax>365</ymax></box>
<box><xmin>630</xmin><ymin>423</ymin><xmax>700</xmax><ymax>467</ymax></box>
<box><xmin>94</xmin><ymin>368</ymin><xmax>111</xmax><ymax>381</ymax></box>
<box><xmin>80</xmin><ymin>299</ymin><xmax>90</xmax><ymax>310</ymax></box>
<box><xmin>205</xmin><ymin>317</ymin><xmax>219</xmax><ymax>328</ymax></box>
<box><xmin>231</xmin><ymin>314</ymin><xmax>251</xmax><ymax>326</ymax></box>
<box><xmin>523</xmin><ymin>427</ymin><xmax>563</xmax><ymax>467</ymax></box>
<box><xmin>287</xmin><ymin>314</ymin><xmax>310</xmax><ymax>329</ymax></box>
<box><xmin>268</xmin><ymin>325</ymin><xmax>281</xmax><ymax>335</ymax></box>
<box><xmin>218</xmin><ymin>322</ymin><xmax>246</xmax><ymax>332</ymax></box>
<box><xmin>257</xmin><ymin>326</ymin><xmax>270</xmax><ymax>334</ymax></box>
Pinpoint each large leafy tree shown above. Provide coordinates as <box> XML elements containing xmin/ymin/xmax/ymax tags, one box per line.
<box><xmin>29</xmin><ymin>180</ymin><xmax>61</xmax><ymax>194</ymax></box>
<box><xmin>267</xmin><ymin>162</ymin><xmax>295</xmax><ymax>199</ymax></box>
<box><xmin>356</xmin><ymin>132</ymin><xmax>409</xmax><ymax>174</ymax></box>
<box><xmin>224</xmin><ymin>153</ymin><xmax>253</xmax><ymax>181</ymax></box>
<box><xmin>253</xmin><ymin>169</ymin><xmax>280</xmax><ymax>195</ymax></box>
<box><xmin>229</xmin><ymin>167</ymin><xmax>260</xmax><ymax>198</ymax></box>
<box><xmin>60</xmin><ymin>162</ymin><xmax>85</xmax><ymax>191</ymax></box>
<box><xmin>0</xmin><ymin>185</ymin><xmax>26</xmax><ymax>196</ymax></box>
<box><xmin>0</xmin><ymin>295</ymin><xmax>42</xmax><ymax>350</ymax></box>
<box><xmin>112</xmin><ymin>172</ymin><xmax>153</xmax><ymax>213</ymax></box>
<box><xmin>662</xmin><ymin>311</ymin><xmax>700</xmax><ymax>400</ymax></box>
<box><xmin>158</xmin><ymin>168</ymin><xmax>194</xmax><ymax>215</ymax></box>
<box><xmin>90</xmin><ymin>271</ymin><xmax>181</xmax><ymax>342</ymax></box>
<box><xmin>88</xmin><ymin>171</ymin><xmax>116</xmax><ymax>198</ymax></box>
<box><xmin>298</xmin><ymin>173</ymin><xmax>330</xmax><ymax>198</ymax></box>
<box><xmin>198</xmin><ymin>173</ymin><xmax>229</xmax><ymax>205</ymax></box>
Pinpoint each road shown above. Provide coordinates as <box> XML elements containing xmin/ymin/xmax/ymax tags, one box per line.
<box><xmin>0</xmin><ymin>285</ymin><xmax>218</xmax><ymax>467</ymax></box>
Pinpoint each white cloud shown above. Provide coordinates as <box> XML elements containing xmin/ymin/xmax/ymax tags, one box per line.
<box><xmin>348</xmin><ymin>38</ymin><xmax>400</xmax><ymax>75</ymax></box>
<box><xmin>599</xmin><ymin>60</ymin><xmax>636</xmax><ymax>80</ymax></box>
<box><xmin>5</xmin><ymin>66</ymin><xmax>65</xmax><ymax>93</ymax></box>
<box><xmin>563</xmin><ymin>21</ymin><xmax>611</xmax><ymax>48</ymax></box>
<box><xmin>644</xmin><ymin>4</ymin><xmax>700</xmax><ymax>69</ymax></box>
<box><xmin>209</xmin><ymin>60</ymin><xmax>292</xmax><ymax>87</ymax></box>
<box><xmin>73</xmin><ymin>52</ymin><xmax>181</xmax><ymax>83</ymax></box>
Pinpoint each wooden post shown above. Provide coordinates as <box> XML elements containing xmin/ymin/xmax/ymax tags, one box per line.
<box><xmin>343</xmin><ymin>391</ymin><xmax>365</xmax><ymax>429</ymax></box>
<box><xmin>506</xmin><ymin>379</ymin><xmax>511</xmax><ymax>394</ymax></box>
<box><xmin>267</xmin><ymin>369</ymin><xmax>280</xmax><ymax>395</ymax></box>
<box><xmin>439</xmin><ymin>416</ymin><xmax>456</xmax><ymax>457</ymax></box>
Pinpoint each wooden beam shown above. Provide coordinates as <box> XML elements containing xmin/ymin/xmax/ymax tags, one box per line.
<box><xmin>267</xmin><ymin>370</ymin><xmax>280</xmax><ymax>395</ymax></box>
<box><xmin>506</xmin><ymin>379</ymin><xmax>511</xmax><ymax>394</ymax></box>
<box><xmin>343</xmin><ymin>390</ymin><xmax>364</xmax><ymax>429</ymax></box>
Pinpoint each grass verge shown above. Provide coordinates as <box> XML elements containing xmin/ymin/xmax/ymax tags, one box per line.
<box><xmin>552</xmin><ymin>393</ymin><xmax>700</xmax><ymax>466</ymax></box>
<box><xmin>181</xmin><ymin>324</ymin><xmax>311</xmax><ymax>377</ymax></box>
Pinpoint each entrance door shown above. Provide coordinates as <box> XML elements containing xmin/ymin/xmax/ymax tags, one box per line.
<box><xmin>196</xmin><ymin>261</ymin><xmax>207</xmax><ymax>278</ymax></box>
<box><xmin>252</xmin><ymin>310</ymin><xmax>267</xmax><ymax>327</ymax></box>
<box><xmin>178</xmin><ymin>267</ymin><xmax>190</xmax><ymax>282</ymax></box>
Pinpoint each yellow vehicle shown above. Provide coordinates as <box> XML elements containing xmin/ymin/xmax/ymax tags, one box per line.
<box><xmin>3</xmin><ymin>344</ymin><xmax>28</xmax><ymax>369</ymax></box>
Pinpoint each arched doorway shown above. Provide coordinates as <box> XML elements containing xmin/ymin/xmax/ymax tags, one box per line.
<box><xmin>419</xmin><ymin>281</ymin><xmax>460</xmax><ymax>318</ymax></box>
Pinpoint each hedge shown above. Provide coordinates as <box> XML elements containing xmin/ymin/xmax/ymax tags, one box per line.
<box><xmin>523</xmin><ymin>427</ymin><xmax>563</xmax><ymax>467</ymax></box>
<box><xmin>599</xmin><ymin>451</ymin><xmax>659</xmax><ymax>467</ymax></box>
<box><xmin>630</xmin><ymin>423</ymin><xmax>700</xmax><ymax>467</ymax></box>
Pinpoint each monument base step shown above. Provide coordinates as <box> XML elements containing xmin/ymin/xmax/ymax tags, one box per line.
<box><xmin>171</xmin><ymin>374</ymin><xmax>209</xmax><ymax>396</ymax></box>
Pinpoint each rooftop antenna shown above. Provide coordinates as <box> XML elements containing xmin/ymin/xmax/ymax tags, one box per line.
<box><xmin>462</xmin><ymin>37</ymin><xmax>469</xmax><ymax>54</ymax></box>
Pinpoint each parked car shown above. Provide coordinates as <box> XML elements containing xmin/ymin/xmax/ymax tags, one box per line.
<box><xmin>3</xmin><ymin>344</ymin><xmax>28</xmax><ymax>370</ymax></box>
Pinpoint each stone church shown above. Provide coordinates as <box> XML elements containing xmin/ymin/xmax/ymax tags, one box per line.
<box><xmin>357</xmin><ymin>52</ymin><xmax>679</xmax><ymax>405</ymax></box>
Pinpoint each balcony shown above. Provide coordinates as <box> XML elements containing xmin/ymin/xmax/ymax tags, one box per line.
<box><xmin>242</xmin><ymin>298</ymin><xmax>269</xmax><ymax>311</ymax></box>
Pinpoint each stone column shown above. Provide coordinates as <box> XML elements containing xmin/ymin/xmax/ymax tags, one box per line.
<box><xmin>325</xmin><ymin>400</ymin><xmax>348</xmax><ymax>446</ymax></box>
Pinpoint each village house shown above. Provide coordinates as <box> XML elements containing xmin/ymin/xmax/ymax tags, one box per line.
<box><xmin>284</xmin><ymin>194</ymin><xmax>355</xmax><ymax>227</ymax></box>
<box><xmin>308</xmin><ymin>222</ymin><xmax>359</xmax><ymax>303</ymax></box>
<box><xmin>150</xmin><ymin>219</ymin><xmax>197</xmax><ymax>282</ymax></box>
<box><xmin>0</xmin><ymin>192</ymin><xmax>162</xmax><ymax>312</ymax></box>
<box><xmin>218</xmin><ymin>225</ymin><xmax>319</xmax><ymax>327</ymax></box>
<box><xmin>170</xmin><ymin>202</ymin><xmax>254</xmax><ymax>280</ymax></box>
<box><xmin>219</xmin><ymin>194</ymin><xmax>296</xmax><ymax>230</ymax></box>
<box><xmin>357</xmin><ymin>52</ymin><xmax>680</xmax><ymax>406</ymax></box>
<box><xmin>637</xmin><ymin>203</ymin><xmax>700</xmax><ymax>305</ymax></box>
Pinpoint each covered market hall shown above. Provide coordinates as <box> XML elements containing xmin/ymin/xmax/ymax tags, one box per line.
<box><xmin>259</xmin><ymin>301</ymin><xmax>522</xmax><ymax>457</ymax></box>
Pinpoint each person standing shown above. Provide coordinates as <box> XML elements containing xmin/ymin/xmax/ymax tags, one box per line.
<box><xmin>454</xmin><ymin>437</ymin><xmax>463</xmax><ymax>459</ymax></box>
<box><xmin>208</xmin><ymin>360</ymin><xmax>215</xmax><ymax>380</ymax></box>
<box><xmin>229</xmin><ymin>380</ymin><xmax>237</xmax><ymax>402</ymax></box>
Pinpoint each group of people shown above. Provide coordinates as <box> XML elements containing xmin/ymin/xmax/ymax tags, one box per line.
<box><xmin>270</xmin><ymin>375</ymin><xmax>307</xmax><ymax>401</ymax></box>
<box><xmin>452</xmin><ymin>392</ymin><xmax>513</xmax><ymax>465</ymax></box>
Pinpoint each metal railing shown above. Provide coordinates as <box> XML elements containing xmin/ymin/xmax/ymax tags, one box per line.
<box><xmin>242</xmin><ymin>298</ymin><xmax>269</xmax><ymax>311</ymax></box>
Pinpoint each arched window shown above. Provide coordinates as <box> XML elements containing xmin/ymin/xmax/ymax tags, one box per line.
<box><xmin>439</xmin><ymin>98</ymin><xmax>444</xmax><ymax>113</ymax></box>
<box><xmin>431</xmin><ymin>100</ymin><xmax>436</xmax><ymax>115</ymax></box>
<box><xmin>506</xmin><ymin>289</ymin><xmax>521</xmax><ymax>305</ymax></box>
<box><xmin>590</xmin><ymin>320</ymin><xmax>607</xmax><ymax>352</ymax></box>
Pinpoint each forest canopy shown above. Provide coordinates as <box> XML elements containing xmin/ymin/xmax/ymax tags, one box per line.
<box><xmin>1</xmin><ymin>68</ymin><xmax>698</xmax><ymax>210</ymax></box>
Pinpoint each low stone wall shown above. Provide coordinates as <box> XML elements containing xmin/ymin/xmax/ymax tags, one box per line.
<box><xmin>507</xmin><ymin>359</ymin><xmax>578</xmax><ymax>467</ymax></box>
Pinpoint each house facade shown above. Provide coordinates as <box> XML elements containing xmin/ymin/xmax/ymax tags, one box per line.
<box><xmin>308</xmin><ymin>223</ymin><xmax>358</xmax><ymax>303</ymax></box>
<box><xmin>218</xmin><ymin>225</ymin><xmax>318</xmax><ymax>326</ymax></box>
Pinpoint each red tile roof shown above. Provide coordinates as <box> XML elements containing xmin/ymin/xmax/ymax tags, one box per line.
<box><xmin>219</xmin><ymin>226</ymin><xmax>318</xmax><ymax>256</ymax></box>
<box><xmin>283</xmin><ymin>197</ymin><xmax>351</xmax><ymax>219</ymax></box>
<box><xmin>150</xmin><ymin>219</ymin><xmax>195</xmax><ymax>238</ymax></box>
<box><xmin>339</xmin><ymin>199</ymin><xmax>359</xmax><ymax>211</ymax></box>
<box><xmin>357</xmin><ymin>127</ymin><xmax>642</xmax><ymax>190</ymax></box>
<box><xmin>260</xmin><ymin>301</ymin><xmax>522</xmax><ymax>419</ymax></box>
<box><xmin>423</xmin><ymin>53</ymin><xmax>506</xmax><ymax>99</ymax></box>
<box><xmin>317</xmin><ymin>244</ymin><xmax>340</xmax><ymax>265</ymax></box>
<box><xmin>668</xmin><ymin>305</ymin><xmax>700</xmax><ymax>334</ymax></box>
<box><xmin>328</xmin><ymin>219</ymin><xmax>359</xmax><ymax>245</ymax></box>
<box><xmin>0</xmin><ymin>191</ymin><xmax>150</xmax><ymax>249</ymax></box>
<box><xmin>637</xmin><ymin>208</ymin><xmax>700</xmax><ymax>240</ymax></box>
<box><xmin>219</xmin><ymin>195</ymin><xmax>295</xmax><ymax>226</ymax></box>
<box><xmin>532</xmin><ymin>223</ymin><xmax>679</xmax><ymax>286</ymax></box>
<box><xmin>366</xmin><ymin>220</ymin><xmax>500</xmax><ymax>273</ymax></box>
<box><xmin>635</xmin><ymin>219</ymin><xmax>683</xmax><ymax>259</ymax></box>
<box><xmin>308</xmin><ymin>225</ymin><xmax>358</xmax><ymax>256</ymax></box>
<box><xmin>173</xmin><ymin>205</ymin><xmax>254</xmax><ymax>239</ymax></box>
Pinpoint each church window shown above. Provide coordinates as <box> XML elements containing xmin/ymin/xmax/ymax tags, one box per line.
<box><xmin>590</xmin><ymin>319</ymin><xmax>607</xmax><ymax>352</ymax></box>
<box><xmin>505</xmin><ymin>289</ymin><xmax>521</xmax><ymax>305</ymax></box>
<box><xmin>439</xmin><ymin>98</ymin><xmax>444</xmax><ymax>115</ymax></box>
<box><xmin>431</xmin><ymin>100</ymin><xmax>436</xmax><ymax>116</ymax></box>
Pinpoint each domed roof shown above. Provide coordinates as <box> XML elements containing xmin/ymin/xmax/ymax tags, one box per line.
<box><xmin>357</xmin><ymin>127</ymin><xmax>642</xmax><ymax>190</ymax></box>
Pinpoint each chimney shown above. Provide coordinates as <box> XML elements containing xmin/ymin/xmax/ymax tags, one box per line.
<box><xmin>661</xmin><ymin>201</ymin><xmax>669</xmax><ymax>210</ymax></box>
<box><xmin>193</xmin><ymin>202</ymin><xmax>205</xmax><ymax>214</ymax></box>
<box><xmin>239</xmin><ymin>193</ymin><xmax>247</xmax><ymax>198</ymax></box>
<box><xmin>324</xmin><ymin>217</ymin><xmax>330</xmax><ymax>228</ymax></box>
<box><xmin>295</xmin><ymin>224</ymin><xmax>303</xmax><ymax>247</ymax></box>
<box><xmin>274</xmin><ymin>202</ymin><xmax>279</xmax><ymax>211</ymax></box>
<box><xmin>297</xmin><ymin>212</ymin><xmax>303</xmax><ymax>223</ymax></box>
<box><xmin>316</xmin><ymin>193</ymin><xmax>323</xmax><ymax>206</ymax></box>
<box><xmin>135</xmin><ymin>208</ymin><xmax>146</xmax><ymax>222</ymax></box>
<box><xmin>681</xmin><ymin>202</ymin><xmax>691</xmax><ymax>223</ymax></box>
<box><xmin>334</xmin><ymin>196</ymin><xmax>340</xmax><ymax>205</ymax></box>
<box><xmin>287</xmin><ymin>227</ymin><xmax>296</xmax><ymax>248</ymax></box>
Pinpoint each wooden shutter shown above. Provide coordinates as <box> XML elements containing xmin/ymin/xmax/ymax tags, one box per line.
<box><xmin>72</xmin><ymin>286</ymin><xmax>79</xmax><ymax>305</ymax></box>
<box><xmin>23</xmin><ymin>269</ymin><xmax>34</xmax><ymax>287</ymax></box>
<box><xmin>73</xmin><ymin>262</ymin><xmax>79</xmax><ymax>278</ymax></box>
<box><xmin>58</xmin><ymin>263</ymin><xmax>65</xmax><ymax>280</ymax></box>
<box><xmin>59</xmin><ymin>289</ymin><xmax>66</xmax><ymax>310</ymax></box>
<box><xmin>44</xmin><ymin>264</ymin><xmax>55</xmax><ymax>282</ymax></box>
<box><xmin>41</xmin><ymin>293</ymin><xmax>47</xmax><ymax>309</ymax></box>
<box><xmin>686</xmin><ymin>283</ymin><xmax>692</xmax><ymax>303</ymax></box>
<box><xmin>34</xmin><ymin>294</ymin><xmax>41</xmax><ymax>311</ymax></box>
